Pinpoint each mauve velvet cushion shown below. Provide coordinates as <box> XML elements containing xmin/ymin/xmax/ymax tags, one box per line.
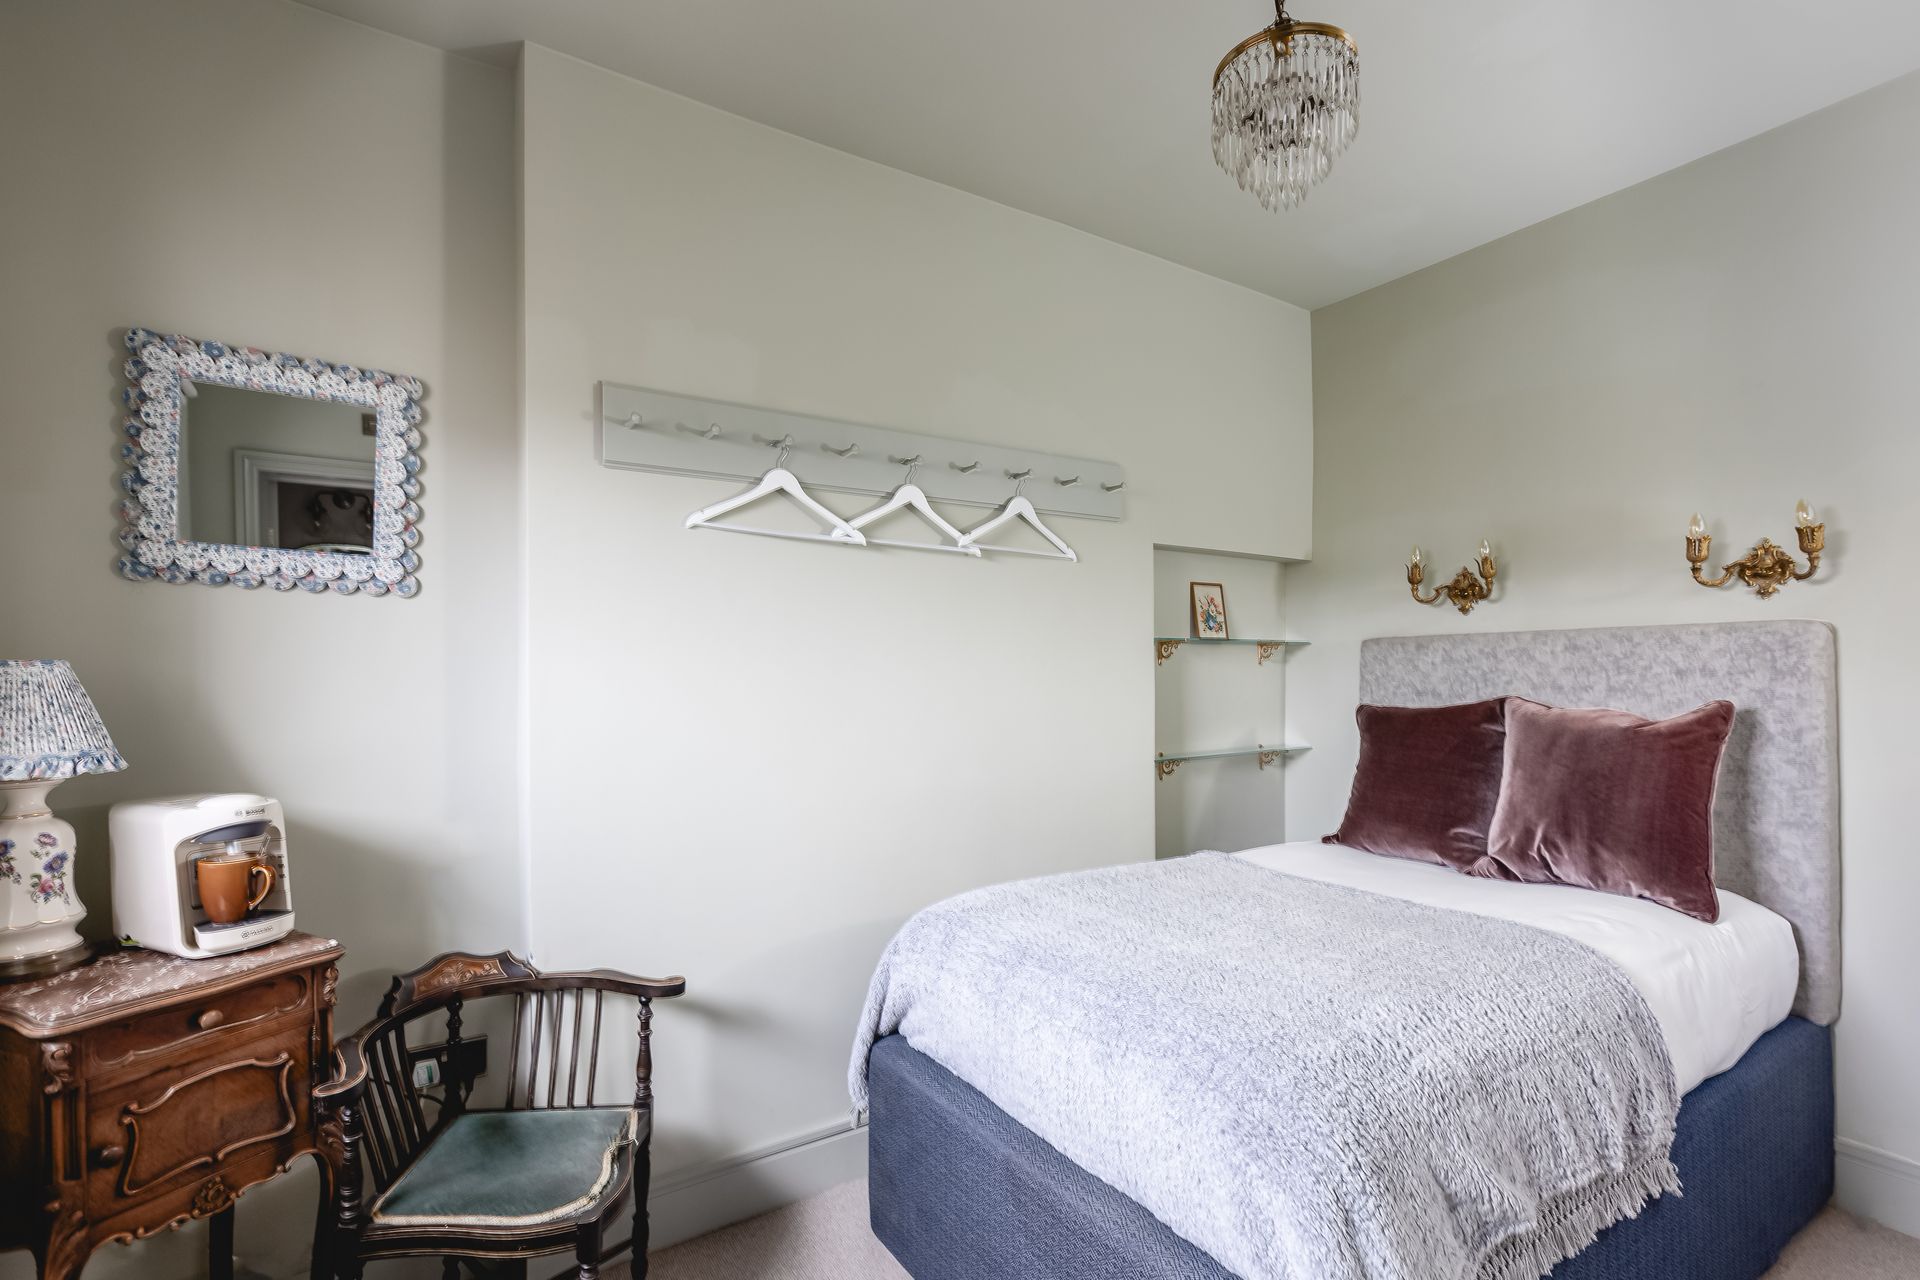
<box><xmin>1323</xmin><ymin>698</ymin><xmax>1510</xmax><ymax>872</ymax></box>
<box><xmin>1484</xmin><ymin>698</ymin><xmax>1736</xmax><ymax>923</ymax></box>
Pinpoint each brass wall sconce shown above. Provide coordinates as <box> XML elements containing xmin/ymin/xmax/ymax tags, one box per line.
<box><xmin>1408</xmin><ymin>540</ymin><xmax>1496</xmax><ymax>615</ymax></box>
<box><xmin>1686</xmin><ymin>501</ymin><xmax>1825</xmax><ymax>600</ymax></box>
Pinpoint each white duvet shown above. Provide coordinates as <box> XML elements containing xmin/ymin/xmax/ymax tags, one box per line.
<box><xmin>1238</xmin><ymin>841</ymin><xmax>1800</xmax><ymax>1094</ymax></box>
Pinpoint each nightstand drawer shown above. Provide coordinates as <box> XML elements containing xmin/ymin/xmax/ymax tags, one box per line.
<box><xmin>84</xmin><ymin>1022</ymin><xmax>309</xmax><ymax>1211</ymax></box>
<box><xmin>87</xmin><ymin>970</ymin><xmax>312</xmax><ymax>1078</ymax></box>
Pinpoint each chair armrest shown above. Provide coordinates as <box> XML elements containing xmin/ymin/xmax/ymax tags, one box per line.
<box><xmin>314</xmin><ymin>1027</ymin><xmax>374</xmax><ymax>1101</ymax></box>
<box><xmin>573</xmin><ymin>969</ymin><xmax>687</xmax><ymax>1000</ymax></box>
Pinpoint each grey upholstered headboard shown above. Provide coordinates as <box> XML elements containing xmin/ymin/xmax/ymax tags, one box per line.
<box><xmin>1358</xmin><ymin>621</ymin><xmax>1840</xmax><ymax>1025</ymax></box>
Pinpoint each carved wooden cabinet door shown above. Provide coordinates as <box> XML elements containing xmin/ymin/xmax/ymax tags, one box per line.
<box><xmin>0</xmin><ymin>933</ymin><xmax>343</xmax><ymax>1280</ymax></box>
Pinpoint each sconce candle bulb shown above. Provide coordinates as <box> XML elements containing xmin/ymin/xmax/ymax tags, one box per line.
<box><xmin>1686</xmin><ymin>501</ymin><xmax>1826</xmax><ymax>599</ymax></box>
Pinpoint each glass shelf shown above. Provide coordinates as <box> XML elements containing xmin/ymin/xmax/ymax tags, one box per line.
<box><xmin>1154</xmin><ymin>744</ymin><xmax>1310</xmax><ymax>779</ymax></box>
<box><xmin>1154</xmin><ymin>637</ymin><xmax>1307</xmax><ymax>665</ymax></box>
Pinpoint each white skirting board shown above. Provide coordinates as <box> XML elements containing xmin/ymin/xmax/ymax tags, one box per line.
<box><xmin>647</xmin><ymin>1118</ymin><xmax>870</xmax><ymax>1252</ymax></box>
<box><xmin>319</xmin><ymin>1123</ymin><xmax>869</xmax><ymax>1280</ymax></box>
<box><xmin>1837</xmin><ymin>1137</ymin><xmax>1920</xmax><ymax>1238</ymax></box>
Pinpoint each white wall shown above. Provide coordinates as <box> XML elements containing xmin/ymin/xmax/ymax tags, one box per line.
<box><xmin>517</xmin><ymin>42</ymin><xmax>1312</xmax><ymax>1231</ymax></box>
<box><xmin>0</xmin><ymin>2</ymin><xmax>522</xmax><ymax>1277</ymax></box>
<box><xmin>1153</xmin><ymin>551</ymin><xmax>1292</xmax><ymax>858</ymax></box>
<box><xmin>1288</xmin><ymin>71</ymin><xmax>1920</xmax><ymax>1233</ymax></box>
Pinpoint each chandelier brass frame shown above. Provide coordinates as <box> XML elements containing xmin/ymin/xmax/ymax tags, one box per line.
<box><xmin>1213</xmin><ymin>10</ymin><xmax>1357</xmax><ymax>91</ymax></box>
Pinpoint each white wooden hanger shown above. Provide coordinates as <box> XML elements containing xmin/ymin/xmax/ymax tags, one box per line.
<box><xmin>836</xmin><ymin>456</ymin><xmax>981</xmax><ymax>556</ymax></box>
<box><xmin>956</xmin><ymin>471</ymin><xmax>1078</xmax><ymax>562</ymax></box>
<box><xmin>684</xmin><ymin>435</ymin><xmax>866</xmax><ymax>546</ymax></box>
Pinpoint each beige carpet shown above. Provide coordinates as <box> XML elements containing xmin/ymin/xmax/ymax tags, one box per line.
<box><xmin>619</xmin><ymin>1179</ymin><xmax>1920</xmax><ymax>1280</ymax></box>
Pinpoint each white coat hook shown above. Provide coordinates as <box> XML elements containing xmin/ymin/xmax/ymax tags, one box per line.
<box><xmin>822</xmin><ymin>441</ymin><xmax>861</xmax><ymax>458</ymax></box>
<box><xmin>950</xmin><ymin>460</ymin><xmax>981</xmax><ymax>475</ymax></box>
<box><xmin>890</xmin><ymin>454</ymin><xmax>923</xmax><ymax>482</ymax></box>
<box><xmin>1055</xmin><ymin>475</ymin><xmax>1081</xmax><ymax>488</ymax></box>
<box><xmin>677</xmin><ymin>422</ymin><xmax>722</xmax><ymax>440</ymax></box>
<box><xmin>753</xmin><ymin>433</ymin><xmax>796</xmax><ymax>467</ymax></box>
<box><xmin>1102</xmin><ymin>481</ymin><xmax>1126</xmax><ymax>493</ymax></box>
<box><xmin>621</xmin><ymin>412</ymin><xmax>644</xmax><ymax>430</ymax></box>
<box><xmin>1006</xmin><ymin>468</ymin><xmax>1033</xmax><ymax>497</ymax></box>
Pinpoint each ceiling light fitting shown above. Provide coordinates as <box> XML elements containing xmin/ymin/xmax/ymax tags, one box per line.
<box><xmin>1211</xmin><ymin>0</ymin><xmax>1359</xmax><ymax>211</ymax></box>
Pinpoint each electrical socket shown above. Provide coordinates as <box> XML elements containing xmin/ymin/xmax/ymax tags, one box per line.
<box><xmin>404</xmin><ymin>1035</ymin><xmax>488</xmax><ymax>1094</ymax></box>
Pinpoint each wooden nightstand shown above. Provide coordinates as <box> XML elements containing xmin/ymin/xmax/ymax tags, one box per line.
<box><xmin>0</xmin><ymin>932</ymin><xmax>343</xmax><ymax>1280</ymax></box>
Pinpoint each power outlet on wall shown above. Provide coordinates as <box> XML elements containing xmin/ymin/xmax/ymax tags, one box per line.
<box><xmin>406</xmin><ymin>1035</ymin><xmax>488</xmax><ymax>1092</ymax></box>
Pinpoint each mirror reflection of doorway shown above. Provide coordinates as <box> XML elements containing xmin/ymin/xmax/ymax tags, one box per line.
<box><xmin>280</xmin><ymin>481</ymin><xmax>375</xmax><ymax>554</ymax></box>
<box><xmin>179</xmin><ymin>382</ymin><xmax>376</xmax><ymax>549</ymax></box>
<box><xmin>233</xmin><ymin>450</ymin><xmax>376</xmax><ymax>552</ymax></box>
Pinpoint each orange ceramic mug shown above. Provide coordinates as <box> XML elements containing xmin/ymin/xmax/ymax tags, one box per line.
<box><xmin>196</xmin><ymin>853</ymin><xmax>274</xmax><ymax>925</ymax></box>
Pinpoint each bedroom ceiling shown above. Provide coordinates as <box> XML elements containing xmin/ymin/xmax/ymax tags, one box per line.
<box><xmin>294</xmin><ymin>0</ymin><xmax>1920</xmax><ymax>310</ymax></box>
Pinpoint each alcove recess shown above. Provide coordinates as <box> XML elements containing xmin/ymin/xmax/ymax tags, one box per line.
<box><xmin>1152</xmin><ymin>549</ymin><xmax>1306</xmax><ymax>859</ymax></box>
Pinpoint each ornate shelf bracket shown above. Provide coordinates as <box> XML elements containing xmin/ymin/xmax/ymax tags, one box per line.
<box><xmin>1157</xmin><ymin>638</ymin><xmax>1296</xmax><ymax>665</ymax></box>
<box><xmin>1155</xmin><ymin>756</ymin><xmax>1183</xmax><ymax>780</ymax></box>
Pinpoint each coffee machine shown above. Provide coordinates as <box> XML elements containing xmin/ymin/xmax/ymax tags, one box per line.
<box><xmin>109</xmin><ymin>794</ymin><xmax>297</xmax><ymax>958</ymax></box>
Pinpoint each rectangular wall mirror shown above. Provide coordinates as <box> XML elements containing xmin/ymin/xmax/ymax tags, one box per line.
<box><xmin>118</xmin><ymin>329</ymin><xmax>425</xmax><ymax>595</ymax></box>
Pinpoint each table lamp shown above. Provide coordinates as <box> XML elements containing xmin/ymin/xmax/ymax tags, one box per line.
<box><xmin>1</xmin><ymin>660</ymin><xmax>126</xmax><ymax>980</ymax></box>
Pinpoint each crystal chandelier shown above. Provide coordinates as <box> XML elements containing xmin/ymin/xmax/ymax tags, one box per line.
<box><xmin>1211</xmin><ymin>1</ymin><xmax>1359</xmax><ymax>211</ymax></box>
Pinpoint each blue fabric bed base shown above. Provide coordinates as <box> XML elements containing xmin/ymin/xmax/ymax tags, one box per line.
<box><xmin>867</xmin><ymin>1017</ymin><xmax>1833</xmax><ymax>1280</ymax></box>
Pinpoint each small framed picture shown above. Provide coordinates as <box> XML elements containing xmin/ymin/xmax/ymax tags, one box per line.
<box><xmin>1189</xmin><ymin>582</ymin><xmax>1230</xmax><ymax>640</ymax></box>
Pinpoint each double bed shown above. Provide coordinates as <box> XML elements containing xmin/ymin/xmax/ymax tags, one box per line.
<box><xmin>854</xmin><ymin>621</ymin><xmax>1839</xmax><ymax>1280</ymax></box>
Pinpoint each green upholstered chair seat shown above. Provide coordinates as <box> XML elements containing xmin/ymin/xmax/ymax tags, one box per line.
<box><xmin>371</xmin><ymin>1108</ymin><xmax>633</xmax><ymax>1229</ymax></box>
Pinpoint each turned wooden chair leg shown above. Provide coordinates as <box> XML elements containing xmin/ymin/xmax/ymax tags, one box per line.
<box><xmin>575</xmin><ymin>1216</ymin><xmax>604</xmax><ymax>1280</ymax></box>
<box><xmin>632</xmin><ymin>1141</ymin><xmax>652</xmax><ymax>1279</ymax></box>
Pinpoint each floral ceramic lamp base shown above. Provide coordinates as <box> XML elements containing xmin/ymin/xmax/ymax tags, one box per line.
<box><xmin>0</xmin><ymin>780</ymin><xmax>89</xmax><ymax>979</ymax></box>
<box><xmin>1</xmin><ymin>659</ymin><xmax>123</xmax><ymax>983</ymax></box>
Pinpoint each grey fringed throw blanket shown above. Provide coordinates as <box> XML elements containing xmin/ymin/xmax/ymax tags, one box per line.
<box><xmin>850</xmin><ymin>853</ymin><xmax>1680</xmax><ymax>1280</ymax></box>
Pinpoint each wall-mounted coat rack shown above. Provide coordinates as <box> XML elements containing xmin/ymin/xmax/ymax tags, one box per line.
<box><xmin>597</xmin><ymin>382</ymin><xmax>1127</xmax><ymax>522</ymax></box>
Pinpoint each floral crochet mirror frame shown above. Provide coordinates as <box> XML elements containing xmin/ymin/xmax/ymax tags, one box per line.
<box><xmin>117</xmin><ymin>328</ymin><xmax>425</xmax><ymax>596</ymax></box>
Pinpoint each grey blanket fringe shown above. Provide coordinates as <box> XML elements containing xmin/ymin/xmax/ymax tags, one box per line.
<box><xmin>851</xmin><ymin>852</ymin><xmax>1681</xmax><ymax>1280</ymax></box>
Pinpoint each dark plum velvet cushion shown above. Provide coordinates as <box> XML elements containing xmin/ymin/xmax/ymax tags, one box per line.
<box><xmin>1484</xmin><ymin>698</ymin><xmax>1736</xmax><ymax>922</ymax></box>
<box><xmin>1324</xmin><ymin>698</ymin><xmax>1510</xmax><ymax>872</ymax></box>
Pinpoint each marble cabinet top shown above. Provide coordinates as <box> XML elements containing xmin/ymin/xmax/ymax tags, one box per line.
<box><xmin>0</xmin><ymin>931</ymin><xmax>341</xmax><ymax>1036</ymax></box>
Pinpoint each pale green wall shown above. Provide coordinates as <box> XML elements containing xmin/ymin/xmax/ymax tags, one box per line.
<box><xmin>1290</xmin><ymin>70</ymin><xmax>1920</xmax><ymax>1233</ymax></box>
<box><xmin>0</xmin><ymin>2</ymin><xmax>521</xmax><ymax>1276</ymax></box>
<box><xmin>518</xmin><ymin>39</ymin><xmax>1312</xmax><ymax>1222</ymax></box>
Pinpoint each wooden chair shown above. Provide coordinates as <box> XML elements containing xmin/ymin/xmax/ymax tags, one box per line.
<box><xmin>311</xmin><ymin>950</ymin><xmax>685</xmax><ymax>1280</ymax></box>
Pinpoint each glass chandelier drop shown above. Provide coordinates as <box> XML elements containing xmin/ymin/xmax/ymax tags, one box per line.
<box><xmin>1211</xmin><ymin>1</ymin><xmax>1359</xmax><ymax>211</ymax></box>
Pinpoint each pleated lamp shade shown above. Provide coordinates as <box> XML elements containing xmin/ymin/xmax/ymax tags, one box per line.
<box><xmin>0</xmin><ymin>660</ymin><xmax>127</xmax><ymax>781</ymax></box>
